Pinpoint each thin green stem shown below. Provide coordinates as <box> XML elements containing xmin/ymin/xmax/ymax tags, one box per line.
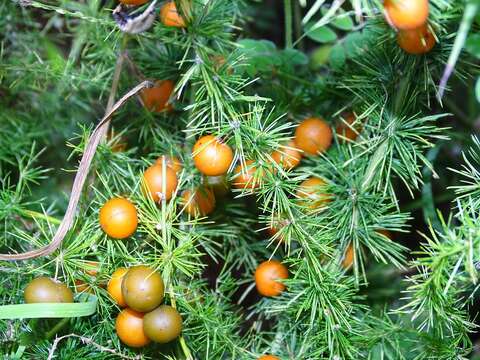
<box><xmin>393</xmin><ymin>76</ymin><xmax>409</xmax><ymax>115</ymax></box>
<box><xmin>45</xmin><ymin>318</ymin><xmax>70</xmax><ymax>340</ymax></box>
<box><xmin>19</xmin><ymin>209</ymin><xmax>61</xmax><ymax>225</ymax></box>
<box><xmin>293</xmin><ymin>0</ymin><xmax>304</xmax><ymax>51</ymax></box>
<box><xmin>284</xmin><ymin>0</ymin><xmax>293</xmax><ymax>48</ymax></box>
<box><xmin>169</xmin><ymin>286</ymin><xmax>193</xmax><ymax>360</ymax></box>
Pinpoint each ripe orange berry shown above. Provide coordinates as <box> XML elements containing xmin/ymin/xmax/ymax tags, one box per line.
<box><xmin>258</xmin><ymin>356</ymin><xmax>280</xmax><ymax>360</ymax></box>
<box><xmin>107</xmin><ymin>129</ymin><xmax>127</xmax><ymax>152</ymax></box>
<box><xmin>143</xmin><ymin>164</ymin><xmax>178</xmax><ymax>202</ymax></box>
<box><xmin>74</xmin><ymin>279</ymin><xmax>93</xmax><ymax>294</ymax></box>
<box><xmin>384</xmin><ymin>0</ymin><xmax>429</xmax><ymax>30</ymax></box>
<box><xmin>232</xmin><ymin>160</ymin><xmax>260</xmax><ymax>189</ymax></box>
<box><xmin>99</xmin><ymin>198</ymin><xmax>138</xmax><ymax>239</ymax></box>
<box><xmin>141</xmin><ymin>80</ymin><xmax>174</xmax><ymax>113</ymax></box>
<box><xmin>336</xmin><ymin>113</ymin><xmax>361</xmax><ymax>142</ymax></box>
<box><xmin>271</xmin><ymin>140</ymin><xmax>302</xmax><ymax>170</ymax></box>
<box><xmin>108</xmin><ymin>267</ymin><xmax>128</xmax><ymax>307</ymax></box>
<box><xmin>116</xmin><ymin>308</ymin><xmax>151</xmax><ymax>348</ymax></box>
<box><xmin>192</xmin><ymin>135</ymin><xmax>233</xmax><ymax>176</ymax></box>
<box><xmin>378</xmin><ymin>229</ymin><xmax>393</xmax><ymax>239</ymax></box>
<box><xmin>266</xmin><ymin>219</ymin><xmax>289</xmax><ymax>242</ymax></box>
<box><xmin>211</xmin><ymin>55</ymin><xmax>233</xmax><ymax>74</ymax></box>
<box><xmin>84</xmin><ymin>261</ymin><xmax>100</xmax><ymax>277</ymax></box>
<box><xmin>160</xmin><ymin>1</ymin><xmax>186</xmax><ymax>28</ymax></box>
<box><xmin>119</xmin><ymin>0</ymin><xmax>148</xmax><ymax>5</ymax></box>
<box><xmin>294</xmin><ymin>117</ymin><xmax>332</xmax><ymax>156</ymax></box>
<box><xmin>155</xmin><ymin>155</ymin><xmax>183</xmax><ymax>174</ymax></box>
<box><xmin>342</xmin><ymin>243</ymin><xmax>354</xmax><ymax>269</ymax></box>
<box><xmin>182</xmin><ymin>187</ymin><xmax>216</xmax><ymax>217</ymax></box>
<box><xmin>254</xmin><ymin>260</ymin><xmax>288</xmax><ymax>297</ymax></box>
<box><xmin>397</xmin><ymin>24</ymin><xmax>436</xmax><ymax>55</ymax></box>
<box><xmin>296</xmin><ymin>177</ymin><xmax>331</xmax><ymax>210</ymax></box>
<box><xmin>266</xmin><ymin>225</ymin><xmax>279</xmax><ymax>238</ymax></box>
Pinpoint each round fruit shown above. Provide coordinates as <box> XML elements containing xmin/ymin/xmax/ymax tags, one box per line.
<box><xmin>119</xmin><ymin>0</ymin><xmax>148</xmax><ymax>5</ymax></box>
<box><xmin>211</xmin><ymin>55</ymin><xmax>233</xmax><ymax>74</ymax></box>
<box><xmin>233</xmin><ymin>160</ymin><xmax>260</xmax><ymax>189</ymax></box>
<box><xmin>116</xmin><ymin>308</ymin><xmax>151</xmax><ymax>348</ymax></box>
<box><xmin>74</xmin><ymin>280</ymin><xmax>92</xmax><ymax>294</ymax></box>
<box><xmin>192</xmin><ymin>135</ymin><xmax>233</xmax><ymax>176</ymax></box>
<box><xmin>141</xmin><ymin>80</ymin><xmax>174</xmax><ymax>113</ymax></box>
<box><xmin>143</xmin><ymin>305</ymin><xmax>183</xmax><ymax>343</ymax></box>
<box><xmin>107</xmin><ymin>129</ymin><xmax>127</xmax><ymax>152</ymax></box>
<box><xmin>182</xmin><ymin>187</ymin><xmax>216</xmax><ymax>217</ymax></box>
<box><xmin>24</xmin><ymin>277</ymin><xmax>74</xmax><ymax>303</ymax></box>
<box><xmin>266</xmin><ymin>225</ymin><xmax>279</xmax><ymax>238</ymax></box>
<box><xmin>155</xmin><ymin>155</ymin><xmax>183</xmax><ymax>174</ymax></box>
<box><xmin>384</xmin><ymin>0</ymin><xmax>429</xmax><ymax>30</ymax></box>
<box><xmin>266</xmin><ymin>219</ymin><xmax>288</xmax><ymax>242</ymax></box>
<box><xmin>160</xmin><ymin>1</ymin><xmax>186</xmax><ymax>28</ymax></box>
<box><xmin>83</xmin><ymin>261</ymin><xmax>100</xmax><ymax>276</ymax></box>
<box><xmin>336</xmin><ymin>113</ymin><xmax>361</xmax><ymax>142</ymax></box>
<box><xmin>378</xmin><ymin>229</ymin><xmax>393</xmax><ymax>239</ymax></box>
<box><xmin>397</xmin><ymin>24</ymin><xmax>436</xmax><ymax>55</ymax></box>
<box><xmin>271</xmin><ymin>140</ymin><xmax>302</xmax><ymax>170</ymax></box>
<box><xmin>254</xmin><ymin>260</ymin><xmax>288</xmax><ymax>297</ymax></box>
<box><xmin>107</xmin><ymin>267</ymin><xmax>128</xmax><ymax>307</ymax></box>
<box><xmin>296</xmin><ymin>177</ymin><xmax>331</xmax><ymax>210</ymax></box>
<box><xmin>122</xmin><ymin>265</ymin><xmax>165</xmax><ymax>312</ymax></box>
<box><xmin>258</xmin><ymin>356</ymin><xmax>280</xmax><ymax>360</ymax></box>
<box><xmin>342</xmin><ymin>244</ymin><xmax>354</xmax><ymax>269</ymax></box>
<box><xmin>142</xmin><ymin>164</ymin><xmax>178</xmax><ymax>202</ymax></box>
<box><xmin>99</xmin><ymin>197</ymin><xmax>138</xmax><ymax>239</ymax></box>
<box><xmin>294</xmin><ymin>117</ymin><xmax>332</xmax><ymax>156</ymax></box>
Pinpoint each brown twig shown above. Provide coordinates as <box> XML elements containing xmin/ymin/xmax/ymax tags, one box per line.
<box><xmin>0</xmin><ymin>69</ymin><xmax>151</xmax><ymax>261</ymax></box>
<box><xmin>47</xmin><ymin>333</ymin><xmax>140</xmax><ymax>360</ymax></box>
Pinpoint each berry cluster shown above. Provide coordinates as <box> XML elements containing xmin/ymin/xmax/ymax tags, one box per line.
<box><xmin>108</xmin><ymin>265</ymin><xmax>182</xmax><ymax>347</ymax></box>
<box><xmin>385</xmin><ymin>0</ymin><xmax>436</xmax><ymax>55</ymax></box>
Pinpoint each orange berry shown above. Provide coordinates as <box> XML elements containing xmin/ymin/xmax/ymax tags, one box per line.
<box><xmin>296</xmin><ymin>177</ymin><xmax>331</xmax><ymax>210</ymax></box>
<box><xmin>141</xmin><ymin>80</ymin><xmax>174</xmax><ymax>113</ymax></box>
<box><xmin>271</xmin><ymin>140</ymin><xmax>302</xmax><ymax>170</ymax></box>
<box><xmin>107</xmin><ymin>129</ymin><xmax>127</xmax><ymax>152</ymax></box>
<box><xmin>115</xmin><ymin>308</ymin><xmax>150</xmax><ymax>348</ymax></box>
<box><xmin>160</xmin><ymin>1</ymin><xmax>186</xmax><ymax>28</ymax></box>
<box><xmin>336</xmin><ymin>113</ymin><xmax>362</xmax><ymax>142</ymax></box>
<box><xmin>254</xmin><ymin>260</ymin><xmax>288</xmax><ymax>297</ymax></box>
<box><xmin>294</xmin><ymin>117</ymin><xmax>332</xmax><ymax>156</ymax></box>
<box><xmin>342</xmin><ymin>243</ymin><xmax>354</xmax><ymax>269</ymax></box>
<box><xmin>99</xmin><ymin>198</ymin><xmax>138</xmax><ymax>239</ymax></box>
<box><xmin>232</xmin><ymin>160</ymin><xmax>260</xmax><ymax>190</ymax></box>
<box><xmin>378</xmin><ymin>229</ymin><xmax>393</xmax><ymax>239</ymax></box>
<box><xmin>155</xmin><ymin>155</ymin><xmax>183</xmax><ymax>174</ymax></box>
<box><xmin>84</xmin><ymin>261</ymin><xmax>100</xmax><ymax>277</ymax></box>
<box><xmin>384</xmin><ymin>0</ymin><xmax>429</xmax><ymax>30</ymax></box>
<box><xmin>143</xmin><ymin>164</ymin><xmax>178</xmax><ymax>202</ymax></box>
<box><xmin>397</xmin><ymin>24</ymin><xmax>436</xmax><ymax>55</ymax></box>
<box><xmin>182</xmin><ymin>187</ymin><xmax>216</xmax><ymax>217</ymax></box>
<box><xmin>193</xmin><ymin>135</ymin><xmax>233</xmax><ymax>176</ymax></box>
<box><xmin>107</xmin><ymin>268</ymin><xmax>128</xmax><ymax>307</ymax></box>
<box><xmin>258</xmin><ymin>356</ymin><xmax>280</xmax><ymax>360</ymax></box>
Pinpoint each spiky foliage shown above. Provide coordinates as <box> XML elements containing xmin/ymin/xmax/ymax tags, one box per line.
<box><xmin>1</xmin><ymin>0</ymin><xmax>479</xmax><ymax>359</ymax></box>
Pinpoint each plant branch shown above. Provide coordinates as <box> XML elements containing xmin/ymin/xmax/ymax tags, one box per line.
<box><xmin>0</xmin><ymin>38</ymin><xmax>152</xmax><ymax>261</ymax></box>
<box><xmin>284</xmin><ymin>0</ymin><xmax>293</xmax><ymax>48</ymax></box>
